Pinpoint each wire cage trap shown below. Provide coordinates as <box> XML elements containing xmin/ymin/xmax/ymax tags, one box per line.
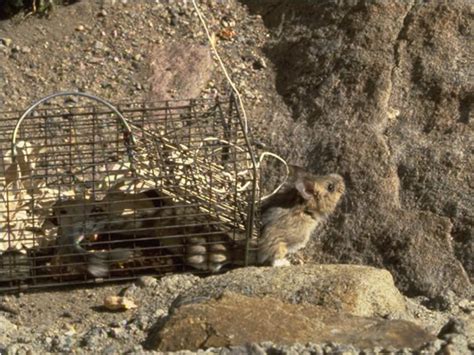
<box><xmin>0</xmin><ymin>92</ymin><xmax>260</xmax><ymax>292</ymax></box>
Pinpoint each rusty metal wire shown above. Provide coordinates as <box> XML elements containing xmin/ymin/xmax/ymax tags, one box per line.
<box><xmin>0</xmin><ymin>92</ymin><xmax>260</xmax><ymax>292</ymax></box>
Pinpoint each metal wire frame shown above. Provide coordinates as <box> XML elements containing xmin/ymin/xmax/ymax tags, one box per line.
<box><xmin>0</xmin><ymin>92</ymin><xmax>260</xmax><ymax>293</ymax></box>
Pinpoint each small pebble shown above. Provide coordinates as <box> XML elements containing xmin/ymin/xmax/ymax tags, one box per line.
<box><xmin>252</xmin><ymin>57</ymin><xmax>267</xmax><ymax>70</ymax></box>
<box><xmin>137</xmin><ymin>276</ymin><xmax>158</xmax><ymax>288</ymax></box>
<box><xmin>0</xmin><ymin>38</ymin><xmax>12</xmax><ymax>47</ymax></box>
<box><xmin>94</xmin><ymin>41</ymin><xmax>105</xmax><ymax>50</ymax></box>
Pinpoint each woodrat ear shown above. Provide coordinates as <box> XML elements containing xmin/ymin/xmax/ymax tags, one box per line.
<box><xmin>288</xmin><ymin>165</ymin><xmax>307</xmax><ymax>181</ymax></box>
<box><xmin>295</xmin><ymin>179</ymin><xmax>314</xmax><ymax>200</ymax></box>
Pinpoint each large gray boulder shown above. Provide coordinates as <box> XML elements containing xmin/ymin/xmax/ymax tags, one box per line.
<box><xmin>185</xmin><ymin>265</ymin><xmax>409</xmax><ymax>319</ymax></box>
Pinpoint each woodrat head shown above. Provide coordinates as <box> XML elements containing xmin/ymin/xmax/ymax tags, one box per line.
<box><xmin>290</xmin><ymin>165</ymin><xmax>345</xmax><ymax>217</ymax></box>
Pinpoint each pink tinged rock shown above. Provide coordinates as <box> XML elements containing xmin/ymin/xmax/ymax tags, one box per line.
<box><xmin>148</xmin><ymin>42</ymin><xmax>213</xmax><ymax>101</ymax></box>
<box><xmin>148</xmin><ymin>292</ymin><xmax>436</xmax><ymax>352</ymax></box>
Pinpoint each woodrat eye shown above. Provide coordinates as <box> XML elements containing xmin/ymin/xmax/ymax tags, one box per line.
<box><xmin>327</xmin><ymin>183</ymin><xmax>335</xmax><ymax>192</ymax></box>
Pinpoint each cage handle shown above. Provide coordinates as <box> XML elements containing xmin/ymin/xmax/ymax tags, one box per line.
<box><xmin>11</xmin><ymin>92</ymin><xmax>136</xmax><ymax>164</ymax></box>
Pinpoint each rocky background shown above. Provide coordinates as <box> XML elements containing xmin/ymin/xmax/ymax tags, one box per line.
<box><xmin>0</xmin><ymin>0</ymin><xmax>473</xmax><ymax>353</ymax></box>
<box><xmin>242</xmin><ymin>0</ymin><xmax>473</xmax><ymax>300</ymax></box>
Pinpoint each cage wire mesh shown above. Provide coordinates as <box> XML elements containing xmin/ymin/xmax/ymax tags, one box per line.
<box><xmin>0</xmin><ymin>92</ymin><xmax>260</xmax><ymax>292</ymax></box>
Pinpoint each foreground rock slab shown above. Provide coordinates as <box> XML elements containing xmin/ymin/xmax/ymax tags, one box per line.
<box><xmin>148</xmin><ymin>293</ymin><xmax>435</xmax><ymax>352</ymax></box>
<box><xmin>186</xmin><ymin>264</ymin><xmax>409</xmax><ymax>318</ymax></box>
